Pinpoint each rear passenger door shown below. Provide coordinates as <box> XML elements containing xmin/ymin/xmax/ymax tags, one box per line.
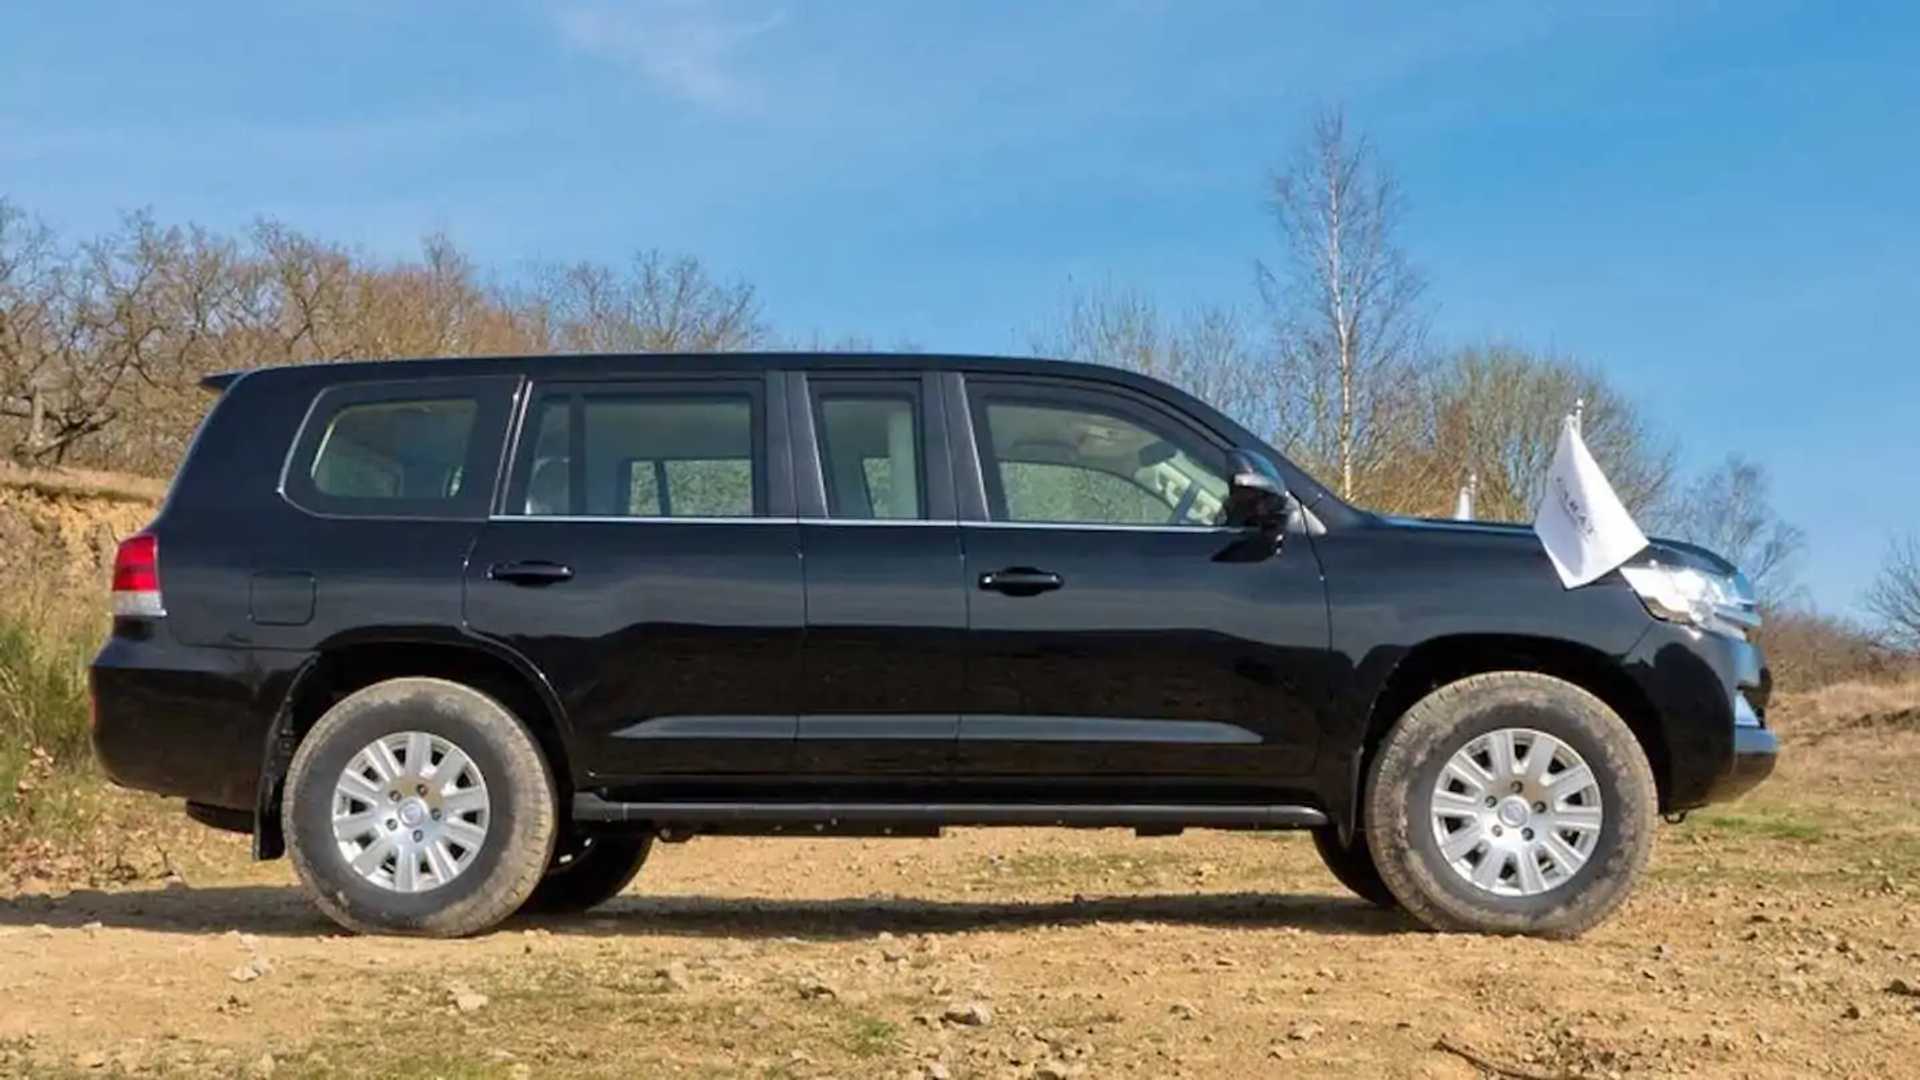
<box><xmin>463</xmin><ymin>375</ymin><xmax>804</xmax><ymax>788</ymax></box>
<box><xmin>789</xmin><ymin>372</ymin><xmax>966</xmax><ymax>782</ymax></box>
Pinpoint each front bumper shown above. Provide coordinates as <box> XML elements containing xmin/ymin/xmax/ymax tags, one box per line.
<box><xmin>1701</xmin><ymin>723</ymin><xmax>1778</xmax><ymax>803</ymax></box>
<box><xmin>1624</xmin><ymin>623</ymin><xmax>1775</xmax><ymax>811</ymax></box>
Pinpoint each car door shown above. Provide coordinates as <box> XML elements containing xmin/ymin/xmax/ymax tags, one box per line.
<box><xmin>463</xmin><ymin>373</ymin><xmax>803</xmax><ymax>789</ymax></box>
<box><xmin>790</xmin><ymin>371</ymin><xmax>965</xmax><ymax>782</ymax></box>
<box><xmin>952</xmin><ymin>373</ymin><xmax>1328</xmax><ymax>794</ymax></box>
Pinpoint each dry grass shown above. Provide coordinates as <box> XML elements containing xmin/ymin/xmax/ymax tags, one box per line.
<box><xmin>0</xmin><ymin>466</ymin><xmax>149</xmax><ymax>826</ymax></box>
<box><xmin>0</xmin><ymin>462</ymin><xmax>165</xmax><ymax>506</ymax></box>
<box><xmin>1770</xmin><ymin>678</ymin><xmax>1920</xmax><ymax>741</ymax></box>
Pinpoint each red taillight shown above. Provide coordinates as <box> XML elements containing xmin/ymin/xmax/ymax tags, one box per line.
<box><xmin>111</xmin><ymin>532</ymin><xmax>165</xmax><ymax>617</ymax></box>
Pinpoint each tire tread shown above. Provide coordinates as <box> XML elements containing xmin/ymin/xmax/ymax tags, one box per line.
<box><xmin>283</xmin><ymin>677</ymin><xmax>558</xmax><ymax>937</ymax></box>
<box><xmin>1363</xmin><ymin>671</ymin><xmax>1657</xmax><ymax>938</ymax></box>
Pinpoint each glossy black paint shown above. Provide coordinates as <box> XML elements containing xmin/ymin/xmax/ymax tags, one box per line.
<box><xmin>790</xmin><ymin>372</ymin><xmax>967</xmax><ymax>780</ymax></box>
<box><xmin>1624</xmin><ymin>621</ymin><xmax>1773</xmax><ymax>809</ymax></box>
<box><xmin>956</xmin><ymin>524</ymin><xmax>1326</xmax><ymax>786</ymax></box>
<box><xmin>465</xmin><ymin>518</ymin><xmax>806</xmax><ymax>777</ymax></box>
<box><xmin>87</xmin><ymin>351</ymin><xmax>1774</xmax><ymax>851</ymax></box>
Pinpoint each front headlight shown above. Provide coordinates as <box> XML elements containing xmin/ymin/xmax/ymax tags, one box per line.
<box><xmin>1619</xmin><ymin>562</ymin><xmax>1761</xmax><ymax>640</ymax></box>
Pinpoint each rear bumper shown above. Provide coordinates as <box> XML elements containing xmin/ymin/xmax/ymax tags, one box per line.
<box><xmin>90</xmin><ymin>626</ymin><xmax>301</xmax><ymax>811</ymax></box>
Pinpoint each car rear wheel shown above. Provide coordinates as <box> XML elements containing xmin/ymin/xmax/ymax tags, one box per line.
<box><xmin>520</xmin><ymin>833</ymin><xmax>653</xmax><ymax>914</ymax></box>
<box><xmin>284</xmin><ymin>677</ymin><xmax>557</xmax><ymax>937</ymax></box>
<box><xmin>1364</xmin><ymin>671</ymin><xmax>1656</xmax><ymax>938</ymax></box>
<box><xmin>1310</xmin><ymin>826</ymin><xmax>1399</xmax><ymax>908</ymax></box>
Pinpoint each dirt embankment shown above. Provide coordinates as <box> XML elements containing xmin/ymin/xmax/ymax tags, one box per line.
<box><xmin>0</xmin><ymin>464</ymin><xmax>162</xmax><ymax>593</ymax></box>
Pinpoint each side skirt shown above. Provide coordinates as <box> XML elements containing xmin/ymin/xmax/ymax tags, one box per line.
<box><xmin>574</xmin><ymin>794</ymin><xmax>1327</xmax><ymax>837</ymax></box>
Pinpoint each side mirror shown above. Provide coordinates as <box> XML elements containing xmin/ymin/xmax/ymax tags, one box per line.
<box><xmin>1223</xmin><ymin>450</ymin><xmax>1290</xmax><ymax>532</ymax></box>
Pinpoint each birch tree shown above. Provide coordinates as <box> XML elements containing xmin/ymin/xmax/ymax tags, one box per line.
<box><xmin>1658</xmin><ymin>456</ymin><xmax>1805</xmax><ymax>604</ymax></box>
<box><xmin>1260</xmin><ymin>106</ymin><xmax>1428</xmax><ymax>505</ymax></box>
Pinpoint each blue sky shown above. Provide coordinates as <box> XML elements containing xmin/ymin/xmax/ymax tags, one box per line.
<box><xmin>3</xmin><ymin>1</ymin><xmax>1915</xmax><ymax>614</ymax></box>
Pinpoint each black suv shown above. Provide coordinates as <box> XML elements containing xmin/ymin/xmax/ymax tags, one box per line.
<box><xmin>90</xmin><ymin>353</ymin><xmax>1775</xmax><ymax>938</ymax></box>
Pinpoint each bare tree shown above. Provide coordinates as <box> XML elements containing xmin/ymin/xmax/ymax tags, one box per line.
<box><xmin>1755</xmin><ymin>604</ymin><xmax>1895</xmax><ymax>690</ymax></box>
<box><xmin>1423</xmin><ymin>344</ymin><xmax>1676</xmax><ymax>522</ymax></box>
<box><xmin>530</xmin><ymin>250</ymin><xmax>767</xmax><ymax>353</ymax></box>
<box><xmin>2</xmin><ymin>210</ymin><xmax>529</xmax><ymax>468</ymax></box>
<box><xmin>1656</xmin><ymin>456</ymin><xmax>1805</xmax><ymax>604</ymax></box>
<box><xmin>1866</xmin><ymin>533</ymin><xmax>1920</xmax><ymax>650</ymax></box>
<box><xmin>1034</xmin><ymin>284</ymin><xmax>1263</xmax><ymax>430</ymax></box>
<box><xmin>0</xmin><ymin>201</ymin><xmax>784</xmax><ymax>472</ymax></box>
<box><xmin>0</xmin><ymin>199</ymin><xmax>70</xmax><ymax>458</ymax></box>
<box><xmin>1260</xmin><ymin>105</ymin><xmax>1428</xmax><ymax>504</ymax></box>
<box><xmin>0</xmin><ymin>210</ymin><xmax>223</xmax><ymax>464</ymax></box>
<box><xmin>248</xmin><ymin>220</ymin><xmax>359</xmax><ymax>362</ymax></box>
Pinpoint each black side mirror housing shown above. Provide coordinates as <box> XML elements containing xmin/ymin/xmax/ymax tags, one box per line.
<box><xmin>1223</xmin><ymin>450</ymin><xmax>1291</xmax><ymax>532</ymax></box>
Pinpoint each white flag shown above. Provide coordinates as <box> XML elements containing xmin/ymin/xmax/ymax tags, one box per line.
<box><xmin>1533</xmin><ymin>417</ymin><xmax>1648</xmax><ymax>588</ymax></box>
<box><xmin>1453</xmin><ymin>484</ymin><xmax>1474</xmax><ymax>521</ymax></box>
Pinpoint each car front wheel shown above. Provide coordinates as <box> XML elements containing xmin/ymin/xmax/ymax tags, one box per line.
<box><xmin>283</xmin><ymin>677</ymin><xmax>558</xmax><ymax>937</ymax></box>
<box><xmin>1364</xmin><ymin>671</ymin><xmax>1657</xmax><ymax>938</ymax></box>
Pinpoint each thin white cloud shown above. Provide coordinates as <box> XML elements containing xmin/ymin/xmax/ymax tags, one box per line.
<box><xmin>555</xmin><ymin>1</ymin><xmax>787</xmax><ymax>114</ymax></box>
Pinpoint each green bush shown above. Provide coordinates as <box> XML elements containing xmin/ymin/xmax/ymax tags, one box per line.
<box><xmin>0</xmin><ymin>606</ymin><xmax>101</xmax><ymax>815</ymax></box>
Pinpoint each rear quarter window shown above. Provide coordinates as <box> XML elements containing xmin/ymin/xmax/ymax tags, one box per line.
<box><xmin>283</xmin><ymin>376</ymin><xmax>517</xmax><ymax>518</ymax></box>
<box><xmin>311</xmin><ymin>398</ymin><xmax>477</xmax><ymax>499</ymax></box>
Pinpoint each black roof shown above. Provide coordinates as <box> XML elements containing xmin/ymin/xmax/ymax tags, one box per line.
<box><xmin>209</xmin><ymin>350</ymin><xmax>1154</xmax><ymax>388</ymax></box>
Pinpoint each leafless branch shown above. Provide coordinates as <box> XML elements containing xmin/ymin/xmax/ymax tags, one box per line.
<box><xmin>1866</xmin><ymin>534</ymin><xmax>1920</xmax><ymax>650</ymax></box>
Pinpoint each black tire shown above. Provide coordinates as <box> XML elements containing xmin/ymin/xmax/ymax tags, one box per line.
<box><xmin>1364</xmin><ymin>671</ymin><xmax>1657</xmax><ymax>938</ymax></box>
<box><xmin>1310</xmin><ymin>826</ymin><xmax>1399</xmax><ymax>908</ymax></box>
<box><xmin>520</xmin><ymin>834</ymin><xmax>653</xmax><ymax>914</ymax></box>
<box><xmin>283</xmin><ymin>677</ymin><xmax>558</xmax><ymax>937</ymax></box>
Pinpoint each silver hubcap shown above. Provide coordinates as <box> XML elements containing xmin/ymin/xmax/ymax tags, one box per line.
<box><xmin>332</xmin><ymin>731</ymin><xmax>490</xmax><ymax>894</ymax></box>
<box><xmin>1430</xmin><ymin>727</ymin><xmax>1604</xmax><ymax>897</ymax></box>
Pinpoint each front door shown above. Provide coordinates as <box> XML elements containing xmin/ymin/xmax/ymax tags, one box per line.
<box><xmin>463</xmin><ymin>376</ymin><xmax>803</xmax><ymax>788</ymax></box>
<box><xmin>954</xmin><ymin>376</ymin><xmax>1328</xmax><ymax>797</ymax></box>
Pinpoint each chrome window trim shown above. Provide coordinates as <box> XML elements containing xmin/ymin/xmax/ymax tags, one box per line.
<box><xmin>800</xmin><ymin>517</ymin><xmax>957</xmax><ymax>527</ymax></box>
<box><xmin>966</xmin><ymin>520</ymin><xmax>1244</xmax><ymax>535</ymax></box>
<box><xmin>485</xmin><ymin>514</ymin><xmax>1250</xmax><ymax>534</ymax></box>
<box><xmin>488</xmin><ymin>514</ymin><xmax>795</xmax><ymax>525</ymax></box>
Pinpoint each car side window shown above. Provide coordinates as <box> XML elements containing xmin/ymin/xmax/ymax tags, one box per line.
<box><xmin>283</xmin><ymin>376</ymin><xmax>513</xmax><ymax>519</ymax></box>
<box><xmin>310</xmin><ymin>398</ymin><xmax>477</xmax><ymax>501</ymax></box>
<box><xmin>514</xmin><ymin>387</ymin><xmax>762</xmax><ymax>518</ymax></box>
<box><xmin>813</xmin><ymin>390</ymin><xmax>925</xmax><ymax>519</ymax></box>
<box><xmin>975</xmin><ymin>395</ymin><xmax>1230</xmax><ymax>527</ymax></box>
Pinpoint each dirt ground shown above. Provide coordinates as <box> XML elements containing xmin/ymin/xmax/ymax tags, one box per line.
<box><xmin>3</xmin><ymin>685</ymin><xmax>1919</xmax><ymax>1080</ymax></box>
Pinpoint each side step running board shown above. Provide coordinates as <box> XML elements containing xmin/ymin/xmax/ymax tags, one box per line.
<box><xmin>573</xmin><ymin>794</ymin><xmax>1326</xmax><ymax>831</ymax></box>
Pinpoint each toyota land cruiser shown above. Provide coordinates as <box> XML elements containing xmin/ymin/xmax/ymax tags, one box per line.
<box><xmin>90</xmin><ymin>353</ymin><xmax>1776</xmax><ymax>937</ymax></box>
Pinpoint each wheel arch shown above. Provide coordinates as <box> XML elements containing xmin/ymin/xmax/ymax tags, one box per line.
<box><xmin>253</xmin><ymin>635</ymin><xmax>572</xmax><ymax>860</ymax></box>
<box><xmin>1347</xmin><ymin>634</ymin><xmax>1671</xmax><ymax>837</ymax></box>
